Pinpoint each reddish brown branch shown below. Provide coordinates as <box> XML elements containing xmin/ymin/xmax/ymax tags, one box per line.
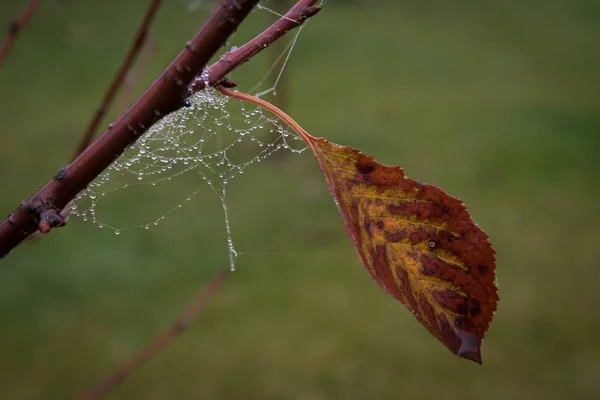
<box><xmin>77</xmin><ymin>267</ymin><xmax>229</xmax><ymax>400</ymax></box>
<box><xmin>0</xmin><ymin>0</ymin><xmax>322</xmax><ymax>258</ymax></box>
<box><xmin>193</xmin><ymin>0</ymin><xmax>321</xmax><ymax>91</ymax></box>
<box><xmin>72</xmin><ymin>0</ymin><xmax>163</xmax><ymax>159</ymax></box>
<box><xmin>0</xmin><ymin>0</ymin><xmax>41</xmax><ymax>68</ymax></box>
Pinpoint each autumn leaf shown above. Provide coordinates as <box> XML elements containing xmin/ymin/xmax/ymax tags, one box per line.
<box><xmin>218</xmin><ymin>86</ymin><xmax>499</xmax><ymax>364</ymax></box>
<box><xmin>306</xmin><ymin>138</ymin><xmax>498</xmax><ymax>364</ymax></box>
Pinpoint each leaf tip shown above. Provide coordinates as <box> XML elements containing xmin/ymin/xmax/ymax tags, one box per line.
<box><xmin>456</xmin><ymin>328</ymin><xmax>483</xmax><ymax>365</ymax></box>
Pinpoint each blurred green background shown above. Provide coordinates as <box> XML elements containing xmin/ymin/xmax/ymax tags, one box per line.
<box><xmin>1</xmin><ymin>0</ymin><xmax>599</xmax><ymax>398</ymax></box>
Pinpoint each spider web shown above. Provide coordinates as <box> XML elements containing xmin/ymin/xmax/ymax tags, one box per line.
<box><xmin>71</xmin><ymin>1</ymin><xmax>324</xmax><ymax>271</ymax></box>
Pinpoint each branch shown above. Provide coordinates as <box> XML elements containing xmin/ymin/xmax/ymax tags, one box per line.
<box><xmin>192</xmin><ymin>0</ymin><xmax>321</xmax><ymax>91</ymax></box>
<box><xmin>0</xmin><ymin>0</ymin><xmax>322</xmax><ymax>258</ymax></box>
<box><xmin>0</xmin><ymin>0</ymin><xmax>260</xmax><ymax>257</ymax></box>
<box><xmin>77</xmin><ymin>267</ymin><xmax>229</xmax><ymax>400</ymax></box>
<box><xmin>0</xmin><ymin>0</ymin><xmax>41</xmax><ymax>69</ymax></box>
<box><xmin>72</xmin><ymin>0</ymin><xmax>163</xmax><ymax>159</ymax></box>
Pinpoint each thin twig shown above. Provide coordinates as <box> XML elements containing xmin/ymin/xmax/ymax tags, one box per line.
<box><xmin>72</xmin><ymin>0</ymin><xmax>163</xmax><ymax>159</ymax></box>
<box><xmin>77</xmin><ymin>267</ymin><xmax>229</xmax><ymax>400</ymax></box>
<box><xmin>0</xmin><ymin>0</ymin><xmax>41</xmax><ymax>69</ymax></box>
<box><xmin>0</xmin><ymin>0</ymin><xmax>263</xmax><ymax>256</ymax></box>
<box><xmin>192</xmin><ymin>0</ymin><xmax>321</xmax><ymax>91</ymax></box>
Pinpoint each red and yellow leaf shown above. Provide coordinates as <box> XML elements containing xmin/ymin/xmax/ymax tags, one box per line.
<box><xmin>307</xmin><ymin>138</ymin><xmax>498</xmax><ymax>364</ymax></box>
<box><xmin>218</xmin><ymin>86</ymin><xmax>499</xmax><ymax>364</ymax></box>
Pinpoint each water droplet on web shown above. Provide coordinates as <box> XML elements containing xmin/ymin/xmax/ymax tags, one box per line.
<box><xmin>73</xmin><ymin>83</ymin><xmax>309</xmax><ymax>272</ymax></box>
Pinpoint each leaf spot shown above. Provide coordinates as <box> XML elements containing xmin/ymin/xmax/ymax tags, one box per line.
<box><xmin>356</xmin><ymin>161</ymin><xmax>375</xmax><ymax>175</ymax></box>
<box><xmin>470</xmin><ymin>302</ymin><xmax>482</xmax><ymax>317</ymax></box>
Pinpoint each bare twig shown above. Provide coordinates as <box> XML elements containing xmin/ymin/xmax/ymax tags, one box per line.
<box><xmin>77</xmin><ymin>267</ymin><xmax>229</xmax><ymax>400</ymax></box>
<box><xmin>0</xmin><ymin>0</ymin><xmax>41</xmax><ymax>69</ymax></box>
<box><xmin>72</xmin><ymin>0</ymin><xmax>163</xmax><ymax>159</ymax></box>
<box><xmin>0</xmin><ymin>0</ymin><xmax>322</xmax><ymax>258</ymax></box>
<box><xmin>192</xmin><ymin>0</ymin><xmax>321</xmax><ymax>91</ymax></box>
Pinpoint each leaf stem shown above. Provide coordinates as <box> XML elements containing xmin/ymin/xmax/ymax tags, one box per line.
<box><xmin>217</xmin><ymin>86</ymin><xmax>316</xmax><ymax>146</ymax></box>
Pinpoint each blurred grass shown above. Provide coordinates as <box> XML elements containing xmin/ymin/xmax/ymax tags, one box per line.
<box><xmin>1</xmin><ymin>0</ymin><xmax>599</xmax><ymax>399</ymax></box>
